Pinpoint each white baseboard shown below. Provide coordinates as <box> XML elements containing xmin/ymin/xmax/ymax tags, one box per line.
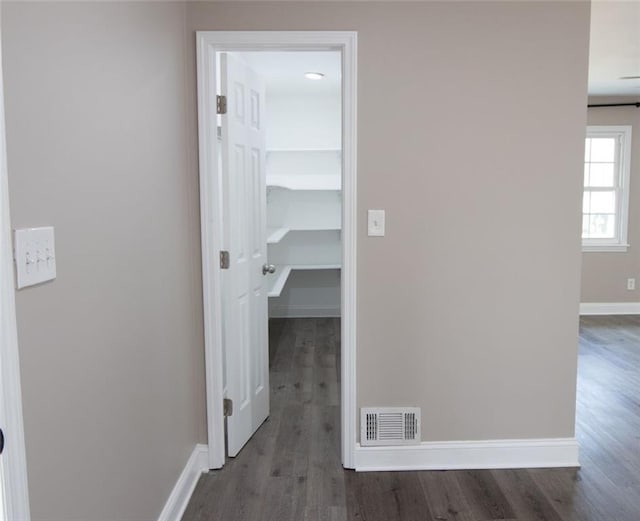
<box><xmin>157</xmin><ymin>444</ymin><xmax>209</xmax><ymax>521</ymax></box>
<box><xmin>269</xmin><ymin>304</ymin><xmax>340</xmax><ymax>318</ymax></box>
<box><xmin>580</xmin><ymin>302</ymin><xmax>640</xmax><ymax>315</ymax></box>
<box><xmin>354</xmin><ymin>437</ymin><xmax>579</xmax><ymax>471</ymax></box>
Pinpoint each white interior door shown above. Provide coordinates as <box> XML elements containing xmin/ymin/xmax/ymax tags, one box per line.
<box><xmin>221</xmin><ymin>53</ymin><xmax>270</xmax><ymax>457</ymax></box>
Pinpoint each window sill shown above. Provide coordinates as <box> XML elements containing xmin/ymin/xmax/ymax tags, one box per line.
<box><xmin>582</xmin><ymin>244</ymin><xmax>629</xmax><ymax>253</ymax></box>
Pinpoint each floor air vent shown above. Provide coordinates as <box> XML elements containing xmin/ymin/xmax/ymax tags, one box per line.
<box><xmin>360</xmin><ymin>407</ymin><xmax>421</xmax><ymax>446</ymax></box>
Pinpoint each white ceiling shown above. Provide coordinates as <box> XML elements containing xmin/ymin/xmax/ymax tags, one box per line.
<box><xmin>589</xmin><ymin>0</ymin><xmax>640</xmax><ymax>96</ymax></box>
<box><xmin>239</xmin><ymin>51</ymin><xmax>341</xmax><ymax>95</ymax></box>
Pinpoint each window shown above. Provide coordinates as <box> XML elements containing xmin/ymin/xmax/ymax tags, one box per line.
<box><xmin>582</xmin><ymin>125</ymin><xmax>632</xmax><ymax>252</ymax></box>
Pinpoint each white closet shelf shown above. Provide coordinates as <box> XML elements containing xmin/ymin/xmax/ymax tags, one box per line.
<box><xmin>266</xmin><ymin>148</ymin><xmax>341</xmax><ymax>153</ymax></box>
<box><xmin>267</xmin><ymin>174</ymin><xmax>341</xmax><ymax>191</ymax></box>
<box><xmin>267</xmin><ymin>264</ymin><xmax>341</xmax><ymax>298</ymax></box>
<box><xmin>266</xmin><ymin>227</ymin><xmax>290</xmax><ymax>244</ymax></box>
<box><xmin>267</xmin><ymin>227</ymin><xmax>339</xmax><ymax>245</ymax></box>
<box><xmin>267</xmin><ymin>265</ymin><xmax>292</xmax><ymax>298</ymax></box>
<box><xmin>288</xmin><ymin>226</ymin><xmax>341</xmax><ymax>232</ymax></box>
<box><xmin>291</xmin><ymin>264</ymin><xmax>341</xmax><ymax>270</ymax></box>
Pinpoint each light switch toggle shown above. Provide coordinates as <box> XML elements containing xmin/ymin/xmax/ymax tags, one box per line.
<box><xmin>368</xmin><ymin>209</ymin><xmax>385</xmax><ymax>237</ymax></box>
<box><xmin>14</xmin><ymin>226</ymin><xmax>57</xmax><ymax>289</ymax></box>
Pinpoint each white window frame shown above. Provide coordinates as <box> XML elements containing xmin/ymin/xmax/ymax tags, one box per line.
<box><xmin>582</xmin><ymin>125</ymin><xmax>632</xmax><ymax>253</ymax></box>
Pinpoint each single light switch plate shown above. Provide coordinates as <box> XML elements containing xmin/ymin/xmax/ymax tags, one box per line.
<box><xmin>14</xmin><ymin>226</ymin><xmax>56</xmax><ymax>289</ymax></box>
<box><xmin>368</xmin><ymin>209</ymin><xmax>385</xmax><ymax>236</ymax></box>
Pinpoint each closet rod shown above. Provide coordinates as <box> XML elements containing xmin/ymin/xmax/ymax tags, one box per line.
<box><xmin>588</xmin><ymin>102</ymin><xmax>640</xmax><ymax>108</ymax></box>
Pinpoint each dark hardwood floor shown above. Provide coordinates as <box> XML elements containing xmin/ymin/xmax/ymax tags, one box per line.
<box><xmin>181</xmin><ymin>316</ymin><xmax>640</xmax><ymax>521</ymax></box>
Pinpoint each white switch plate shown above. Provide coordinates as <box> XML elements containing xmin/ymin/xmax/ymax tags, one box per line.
<box><xmin>368</xmin><ymin>209</ymin><xmax>385</xmax><ymax>237</ymax></box>
<box><xmin>14</xmin><ymin>226</ymin><xmax>56</xmax><ymax>289</ymax></box>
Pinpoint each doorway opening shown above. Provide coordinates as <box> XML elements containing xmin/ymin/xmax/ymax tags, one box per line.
<box><xmin>196</xmin><ymin>32</ymin><xmax>357</xmax><ymax>470</ymax></box>
<box><xmin>222</xmin><ymin>50</ymin><xmax>342</xmax><ymax>460</ymax></box>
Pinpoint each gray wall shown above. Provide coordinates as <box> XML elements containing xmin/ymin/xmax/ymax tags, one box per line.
<box><xmin>2</xmin><ymin>3</ymin><xmax>206</xmax><ymax>521</ymax></box>
<box><xmin>187</xmin><ymin>0</ymin><xmax>588</xmax><ymax>441</ymax></box>
<box><xmin>2</xmin><ymin>1</ymin><xmax>589</xmax><ymax>519</ymax></box>
<box><xmin>582</xmin><ymin>99</ymin><xmax>640</xmax><ymax>303</ymax></box>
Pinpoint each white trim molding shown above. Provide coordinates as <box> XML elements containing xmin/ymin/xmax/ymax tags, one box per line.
<box><xmin>582</xmin><ymin>244</ymin><xmax>630</xmax><ymax>253</ymax></box>
<box><xmin>580</xmin><ymin>302</ymin><xmax>640</xmax><ymax>315</ymax></box>
<box><xmin>196</xmin><ymin>31</ymin><xmax>358</xmax><ymax>471</ymax></box>
<box><xmin>354</xmin><ymin>438</ymin><xmax>580</xmax><ymax>472</ymax></box>
<box><xmin>0</xmin><ymin>22</ymin><xmax>31</xmax><ymax>521</ymax></box>
<box><xmin>157</xmin><ymin>444</ymin><xmax>209</xmax><ymax>521</ymax></box>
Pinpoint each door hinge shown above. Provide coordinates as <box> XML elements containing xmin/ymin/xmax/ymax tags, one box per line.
<box><xmin>220</xmin><ymin>250</ymin><xmax>230</xmax><ymax>269</ymax></box>
<box><xmin>216</xmin><ymin>95</ymin><xmax>227</xmax><ymax>115</ymax></box>
<box><xmin>223</xmin><ymin>398</ymin><xmax>233</xmax><ymax>417</ymax></box>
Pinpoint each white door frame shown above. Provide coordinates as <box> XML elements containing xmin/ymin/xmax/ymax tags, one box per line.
<box><xmin>0</xmin><ymin>22</ymin><xmax>32</xmax><ymax>521</ymax></box>
<box><xmin>196</xmin><ymin>31</ymin><xmax>358</xmax><ymax>470</ymax></box>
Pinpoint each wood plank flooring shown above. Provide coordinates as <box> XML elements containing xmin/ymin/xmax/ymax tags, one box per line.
<box><xmin>181</xmin><ymin>316</ymin><xmax>640</xmax><ymax>521</ymax></box>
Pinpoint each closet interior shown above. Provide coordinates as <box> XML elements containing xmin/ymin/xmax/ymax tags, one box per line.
<box><xmin>243</xmin><ymin>51</ymin><xmax>342</xmax><ymax>319</ymax></box>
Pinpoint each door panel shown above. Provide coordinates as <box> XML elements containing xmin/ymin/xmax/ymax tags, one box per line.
<box><xmin>221</xmin><ymin>53</ymin><xmax>269</xmax><ymax>457</ymax></box>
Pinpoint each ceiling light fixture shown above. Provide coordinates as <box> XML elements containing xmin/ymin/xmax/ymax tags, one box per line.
<box><xmin>304</xmin><ymin>72</ymin><xmax>325</xmax><ymax>80</ymax></box>
<box><xmin>619</xmin><ymin>76</ymin><xmax>640</xmax><ymax>80</ymax></box>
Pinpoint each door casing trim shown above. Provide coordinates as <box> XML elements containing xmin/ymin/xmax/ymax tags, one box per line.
<box><xmin>196</xmin><ymin>31</ymin><xmax>358</xmax><ymax>469</ymax></box>
<box><xmin>0</xmin><ymin>29</ymin><xmax>31</xmax><ymax>521</ymax></box>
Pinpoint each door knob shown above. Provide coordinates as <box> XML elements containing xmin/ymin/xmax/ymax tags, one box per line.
<box><xmin>262</xmin><ymin>264</ymin><xmax>276</xmax><ymax>275</ymax></box>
